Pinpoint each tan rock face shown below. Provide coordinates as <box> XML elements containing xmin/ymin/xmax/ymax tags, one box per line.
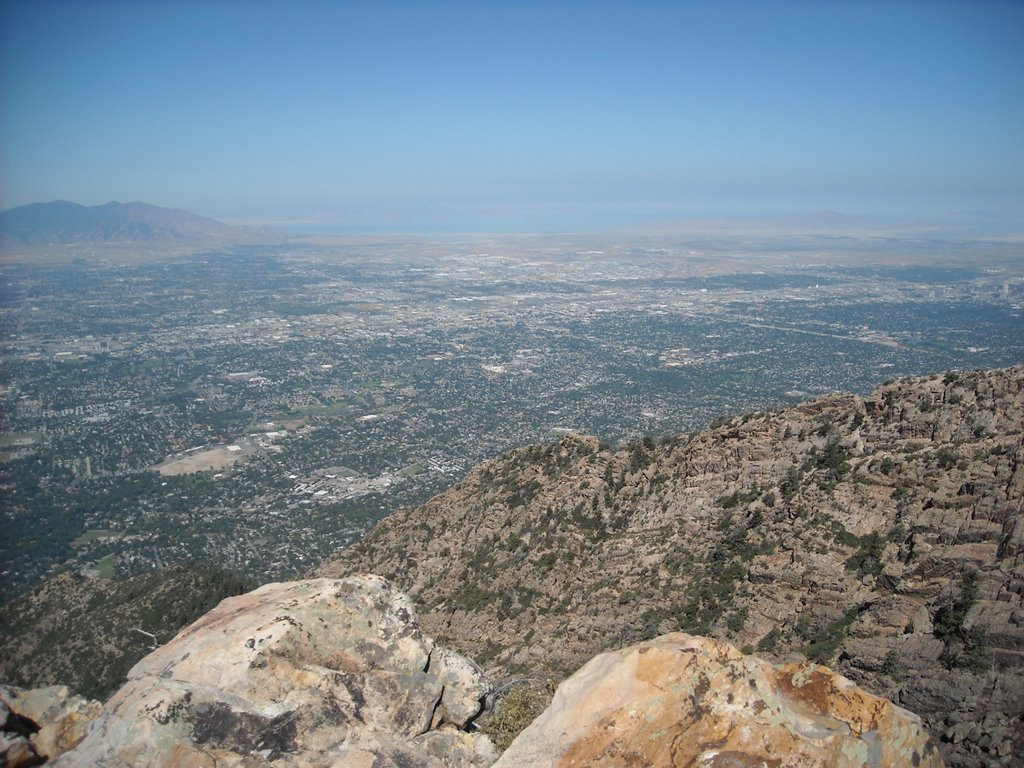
<box><xmin>494</xmin><ymin>634</ymin><xmax>943</xmax><ymax>768</ymax></box>
<box><xmin>51</xmin><ymin>576</ymin><xmax>495</xmax><ymax>768</ymax></box>
<box><xmin>0</xmin><ymin>684</ymin><xmax>101</xmax><ymax>765</ymax></box>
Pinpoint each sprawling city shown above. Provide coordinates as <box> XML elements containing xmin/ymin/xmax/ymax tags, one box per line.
<box><xmin>2</xmin><ymin>0</ymin><xmax>1023</xmax><ymax>764</ymax></box>
<box><xmin>2</xmin><ymin>234</ymin><xmax>1022</xmax><ymax>595</ymax></box>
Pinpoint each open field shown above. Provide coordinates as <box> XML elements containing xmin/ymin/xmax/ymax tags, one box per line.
<box><xmin>155</xmin><ymin>442</ymin><xmax>254</xmax><ymax>475</ymax></box>
<box><xmin>0</xmin><ymin>432</ymin><xmax>42</xmax><ymax>447</ymax></box>
<box><xmin>95</xmin><ymin>555</ymin><xmax>115</xmax><ymax>579</ymax></box>
<box><xmin>72</xmin><ymin>530</ymin><xmax>119</xmax><ymax>547</ymax></box>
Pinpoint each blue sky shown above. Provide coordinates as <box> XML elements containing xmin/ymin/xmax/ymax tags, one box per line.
<box><xmin>1</xmin><ymin>0</ymin><xmax>1022</xmax><ymax>232</ymax></box>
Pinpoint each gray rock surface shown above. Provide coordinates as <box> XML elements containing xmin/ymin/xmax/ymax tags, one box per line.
<box><xmin>52</xmin><ymin>576</ymin><xmax>495</xmax><ymax>767</ymax></box>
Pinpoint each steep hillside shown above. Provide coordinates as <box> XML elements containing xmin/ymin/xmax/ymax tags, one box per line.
<box><xmin>0</xmin><ymin>565</ymin><xmax>249</xmax><ymax>700</ymax></box>
<box><xmin>317</xmin><ymin>366</ymin><xmax>1024</xmax><ymax>767</ymax></box>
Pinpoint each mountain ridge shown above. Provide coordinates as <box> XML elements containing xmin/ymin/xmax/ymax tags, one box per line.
<box><xmin>0</xmin><ymin>199</ymin><xmax>282</xmax><ymax>250</ymax></box>
<box><xmin>316</xmin><ymin>365</ymin><xmax>1024</xmax><ymax>767</ymax></box>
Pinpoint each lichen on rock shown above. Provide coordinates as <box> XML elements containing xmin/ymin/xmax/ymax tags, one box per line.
<box><xmin>50</xmin><ymin>575</ymin><xmax>495</xmax><ymax>767</ymax></box>
<box><xmin>493</xmin><ymin>633</ymin><xmax>944</xmax><ymax>768</ymax></box>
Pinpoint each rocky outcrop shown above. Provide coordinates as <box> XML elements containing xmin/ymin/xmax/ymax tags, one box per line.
<box><xmin>50</xmin><ymin>576</ymin><xmax>495</xmax><ymax>767</ymax></box>
<box><xmin>8</xmin><ymin>581</ymin><xmax>948</xmax><ymax>768</ymax></box>
<box><xmin>494</xmin><ymin>633</ymin><xmax>943</xmax><ymax>768</ymax></box>
<box><xmin>316</xmin><ymin>366</ymin><xmax>1024</xmax><ymax>767</ymax></box>
<box><xmin>0</xmin><ymin>684</ymin><xmax>101</xmax><ymax>767</ymax></box>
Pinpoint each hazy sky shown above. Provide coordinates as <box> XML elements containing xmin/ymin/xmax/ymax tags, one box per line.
<box><xmin>1</xmin><ymin>0</ymin><xmax>1022</xmax><ymax>232</ymax></box>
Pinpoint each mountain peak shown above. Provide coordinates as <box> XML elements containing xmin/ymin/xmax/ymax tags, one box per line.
<box><xmin>0</xmin><ymin>199</ymin><xmax>281</xmax><ymax>250</ymax></box>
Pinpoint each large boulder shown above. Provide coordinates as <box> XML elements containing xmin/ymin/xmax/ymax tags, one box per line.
<box><xmin>52</xmin><ymin>576</ymin><xmax>495</xmax><ymax>767</ymax></box>
<box><xmin>494</xmin><ymin>633</ymin><xmax>943</xmax><ymax>768</ymax></box>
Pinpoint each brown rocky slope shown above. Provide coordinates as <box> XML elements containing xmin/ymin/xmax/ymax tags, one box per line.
<box><xmin>316</xmin><ymin>366</ymin><xmax>1024</xmax><ymax>767</ymax></box>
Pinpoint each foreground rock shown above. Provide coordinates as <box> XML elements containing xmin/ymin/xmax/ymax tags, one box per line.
<box><xmin>0</xmin><ymin>684</ymin><xmax>101</xmax><ymax>767</ymax></box>
<box><xmin>494</xmin><ymin>633</ymin><xmax>943</xmax><ymax>768</ymax></box>
<box><xmin>52</xmin><ymin>576</ymin><xmax>494</xmax><ymax>767</ymax></box>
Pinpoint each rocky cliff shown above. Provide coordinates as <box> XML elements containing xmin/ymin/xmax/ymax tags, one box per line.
<box><xmin>316</xmin><ymin>366</ymin><xmax>1024</xmax><ymax>766</ymax></box>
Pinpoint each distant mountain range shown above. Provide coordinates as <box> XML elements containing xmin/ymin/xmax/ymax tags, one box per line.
<box><xmin>0</xmin><ymin>200</ymin><xmax>281</xmax><ymax>248</ymax></box>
